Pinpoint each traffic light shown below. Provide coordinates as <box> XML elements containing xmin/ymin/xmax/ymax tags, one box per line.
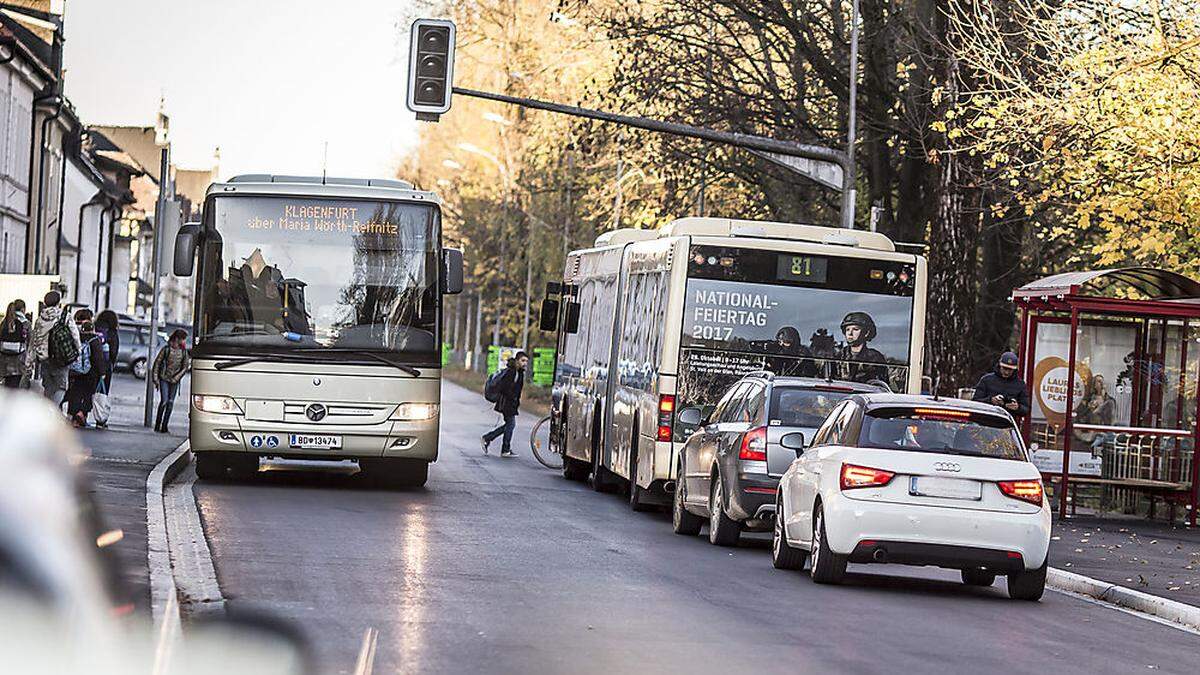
<box><xmin>407</xmin><ymin>19</ymin><xmax>456</xmax><ymax>120</ymax></box>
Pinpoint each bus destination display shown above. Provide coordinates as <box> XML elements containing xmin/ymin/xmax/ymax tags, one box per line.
<box><xmin>776</xmin><ymin>254</ymin><xmax>828</xmax><ymax>284</ymax></box>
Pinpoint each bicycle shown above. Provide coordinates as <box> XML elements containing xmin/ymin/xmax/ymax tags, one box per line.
<box><xmin>529</xmin><ymin>414</ymin><xmax>562</xmax><ymax>469</ymax></box>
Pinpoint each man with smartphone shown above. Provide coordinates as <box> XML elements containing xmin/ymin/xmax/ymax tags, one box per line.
<box><xmin>972</xmin><ymin>351</ymin><xmax>1031</xmax><ymax>419</ymax></box>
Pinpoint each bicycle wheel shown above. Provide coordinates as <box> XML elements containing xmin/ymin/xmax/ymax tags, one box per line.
<box><xmin>530</xmin><ymin>415</ymin><xmax>562</xmax><ymax>469</ymax></box>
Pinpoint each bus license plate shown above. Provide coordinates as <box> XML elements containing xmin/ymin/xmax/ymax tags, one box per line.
<box><xmin>289</xmin><ymin>434</ymin><xmax>342</xmax><ymax>450</ymax></box>
<box><xmin>910</xmin><ymin>476</ymin><xmax>982</xmax><ymax>501</ymax></box>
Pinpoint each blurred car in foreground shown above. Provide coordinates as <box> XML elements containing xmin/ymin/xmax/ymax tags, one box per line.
<box><xmin>0</xmin><ymin>389</ymin><xmax>311</xmax><ymax>673</ymax></box>
<box><xmin>772</xmin><ymin>393</ymin><xmax>1051</xmax><ymax>600</ymax></box>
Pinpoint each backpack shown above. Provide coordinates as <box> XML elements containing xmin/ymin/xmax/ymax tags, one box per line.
<box><xmin>70</xmin><ymin>336</ymin><xmax>96</xmax><ymax>375</ymax></box>
<box><xmin>47</xmin><ymin>311</ymin><xmax>80</xmax><ymax>368</ymax></box>
<box><xmin>484</xmin><ymin>369</ymin><xmax>506</xmax><ymax>403</ymax></box>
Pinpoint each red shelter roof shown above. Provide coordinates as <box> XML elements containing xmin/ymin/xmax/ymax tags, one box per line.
<box><xmin>1012</xmin><ymin>267</ymin><xmax>1200</xmax><ymax>318</ymax></box>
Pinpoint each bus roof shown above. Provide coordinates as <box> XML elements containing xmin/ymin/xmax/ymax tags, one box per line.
<box><xmin>593</xmin><ymin>217</ymin><xmax>897</xmax><ymax>252</ymax></box>
<box><xmin>205</xmin><ymin>175</ymin><xmax>440</xmax><ymax>204</ymax></box>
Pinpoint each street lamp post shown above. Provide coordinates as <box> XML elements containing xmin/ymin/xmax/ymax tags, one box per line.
<box><xmin>143</xmin><ymin>147</ymin><xmax>170</xmax><ymax>427</ymax></box>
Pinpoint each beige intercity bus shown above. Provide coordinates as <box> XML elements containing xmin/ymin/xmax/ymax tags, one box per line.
<box><xmin>541</xmin><ymin>218</ymin><xmax>927</xmax><ymax>508</ymax></box>
<box><xmin>173</xmin><ymin>175</ymin><xmax>462</xmax><ymax>487</ymax></box>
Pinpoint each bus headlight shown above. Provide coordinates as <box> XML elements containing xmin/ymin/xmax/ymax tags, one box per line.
<box><xmin>391</xmin><ymin>403</ymin><xmax>438</xmax><ymax>421</ymax></box>
<box><xmin>192</xmin><ymin>395</ymin><xmax>243</xmax><ymax>414</ymax></box>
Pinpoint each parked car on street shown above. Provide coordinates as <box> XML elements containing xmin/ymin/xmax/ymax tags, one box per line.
<box><xmin>771</xmin><ymin>393</ymin><xmax>1051</xmax><ymax>600</ymax></box>
<box><xmin>115</xmin><ymin>323</ymin><xmax>167</xmax><ymax>379</ymax></box>
<box><xmin>671</xmin><ymin>373</ymin><xmax>884</xmax><ymax>546</ymax></box>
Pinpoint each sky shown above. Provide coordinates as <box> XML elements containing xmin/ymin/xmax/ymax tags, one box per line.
<box><xmin>62</xmin><ymin>0</ymin><xmax>422</xmax><ymax>181</ymax></box>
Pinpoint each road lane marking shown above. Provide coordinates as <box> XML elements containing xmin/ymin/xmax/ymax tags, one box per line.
<box><xmin>353</xmin><ymin>626</ymin><xmax>378</xmax><ymax>675</ymax></box>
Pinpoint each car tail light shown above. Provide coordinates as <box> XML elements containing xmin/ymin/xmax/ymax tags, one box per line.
<box><xmin>657</xmin><ymin>394</ymin><xmax>675</xmax><ymax>442</ymax></box>
<box><xmin>840</xmin><ymin>463</ymin><xmax>895</xmax><ymax>490</ymax></box>
<box><xmin>739</xmin><ymin>427</ymin><xmax>767</xmax><ymax>461</ymax></box>
<box><xmin>998</xmin><ymin>479</ymin><xmax>1044</xmax><ymax>506</ymax></box>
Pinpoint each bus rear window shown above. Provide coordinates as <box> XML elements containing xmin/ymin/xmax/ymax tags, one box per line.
<box><xmin>859</xmin><ymin>408</ymin><xmax>1025</xmax><ymax>460</ymax></box>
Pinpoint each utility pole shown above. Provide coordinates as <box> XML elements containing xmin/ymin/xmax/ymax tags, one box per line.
<box><xmin>521</xmin><ymin>242</ymin><xmax>532</xmax><ymax>352</ymax></box>
<box><xmin>474</xmin><ymin>292</ymin><xmax>484</xmax><ymax>373</ymax></box>
<box><xmin>841</xmin><ymin>0</ymin><xmax>861</xmax><ymax>229</ymax></box>
<box><xmin>144</xmin><ymin>147</ymin><xmax>169</xmax><ymax>427</ymax></box>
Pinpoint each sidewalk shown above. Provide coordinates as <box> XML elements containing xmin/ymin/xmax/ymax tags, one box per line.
<box><xmin>1051</xmin><ymin>514</ymin><xmax>1200</xmax><ymax>608</ymax></box>
<box><xmin>76</xmin><ymin>372</ymin><xmax>189</xmax><ymax>614</ymax></box>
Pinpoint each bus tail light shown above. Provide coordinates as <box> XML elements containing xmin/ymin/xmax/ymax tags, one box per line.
<box><xmin>998</xmin><ymin>479</ymin><xmax>1044</xmax><ymax>506</ymax></box>
<box><xmin>657</xmin><ymin>394</ymin><xmax>675</xmax><ymax>441</ymax></box>
<box><xmin>739</xmin><ymin>427</ymin><xmax>767</xmax><ymax>462</ymax></box>
<box><xmin>840</xmin><ymin>463</ymin><xmax>895</xmax><ymax>490</ymax></box>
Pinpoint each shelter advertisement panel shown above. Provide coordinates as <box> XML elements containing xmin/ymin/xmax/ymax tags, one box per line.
<box><xmin>1030</xmin><ymin>321</ymin><xmax>1137</xmax><ymax>474</ymax></box>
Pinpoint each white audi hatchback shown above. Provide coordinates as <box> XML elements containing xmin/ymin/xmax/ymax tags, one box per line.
<box><xmin>772</xmin><ymin>393</ymin><xmax>1051</xmax><ymax>600</ymax></box>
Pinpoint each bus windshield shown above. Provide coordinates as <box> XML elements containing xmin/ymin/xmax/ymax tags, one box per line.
<box><xmin>676</xmin><ymin>245</ymin><xmax>916</xmax><ymax>420</ymax></box>
<box><xmin>194</xmin><ymin>195</ymin><xmax>439</xmax><ymax>361</ymax></box>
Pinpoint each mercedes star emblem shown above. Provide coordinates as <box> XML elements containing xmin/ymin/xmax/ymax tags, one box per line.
<box><xmin>305</xmin><ymin>403</ymin><xmax>328</xmax><ymax>422</ymax></box>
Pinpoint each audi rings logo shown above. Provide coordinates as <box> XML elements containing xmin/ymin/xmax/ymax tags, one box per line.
<box><xmin>305</xmin><ymin>403</ymin><xmax>328</xmax><ymax>422</ymax></box>
<box><xmin>934</xmin><ymin>462</ymin><xmax>962</xmax><ymax>473</ymax></box>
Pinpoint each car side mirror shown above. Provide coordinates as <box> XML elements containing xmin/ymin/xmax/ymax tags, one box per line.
<box><xmin>173</xmin><ymin>222</ymin><xmax>201</xmax><ymax>276</ymax></box>
<box><xmin>441</xmin><ymin>248</ymin><xmax>464</xmax><ymax>294</ymax></box>
<box><xmin>781</xmin><ymin>432</ymin><xmax>806</xmax><ymax>456</ymax></box>
<box><xmin>538</xmin><ymin>298</ymin><xmax>560</xmax><ymax>332</ymax></box>
<box><xmin>677</xmin><ymin>407</ymin><xmax>702</xmax><ymax>428</ymax></box>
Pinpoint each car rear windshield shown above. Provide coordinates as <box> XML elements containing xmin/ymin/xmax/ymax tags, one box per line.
<box><xmin>769</xmin><ymin>387</ymin><xmax>856</xmax><ymax>428</ymax></box>
<box><xmin>859</xmin><ymin>407</ymin><xmax>1026</xmax><ymax>460</ymax></box>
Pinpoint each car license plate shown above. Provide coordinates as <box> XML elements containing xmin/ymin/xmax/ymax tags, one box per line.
<box><xmin>289</xmin><ymin>434</ymin><xmax>342</xmax><ymax>450</ymax></box>
<box><xmin>910</xmin><ymin>476</ymin><xmax>982</xmax><ymax>501</ymax></box>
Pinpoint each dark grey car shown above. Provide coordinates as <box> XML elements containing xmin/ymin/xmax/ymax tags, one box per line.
<box><xmin>672</xmin><ymin>374</ymin><xmax>884</xmax><ymax>546</ymax></box>
<box><xmin>114</xmin><ymin>324</ymin><xmax>167</xmax><ymax>379</ymax></box>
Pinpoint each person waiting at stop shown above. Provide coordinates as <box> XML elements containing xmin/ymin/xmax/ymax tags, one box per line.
<box><xmin>972</xmin><ymin>351</ymin><xmax>1030</xmax><ymax>419</ymax></box>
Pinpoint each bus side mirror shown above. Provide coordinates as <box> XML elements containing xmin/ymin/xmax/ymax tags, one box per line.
<box><xmin>441</xmin><ymin>248</ymin><xmax>464</xmax><ymax>294</ymax></box>
<box><xmin>539</xmin><ymin>298</ymin><xmax>560</xmax><ymax>332</ymax></box>
<box><xmin>564</xmin><ymin>301</ymin><xmax>581</xmax><ymax>334</ymax></box>
<box><xmin>173</xmin><ymin>223</ymin><xmax>201</xmax><ymax>277</ymax></box>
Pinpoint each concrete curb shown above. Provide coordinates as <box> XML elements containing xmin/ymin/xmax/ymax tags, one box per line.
<box><xmin>1048</xmin><ymin>567</ymin><xmax>1200</xmax><ymax>631</ymax></box>
<box><xmin>146</xmin><ymin>441</ymin><xmax>191</xmax><ymax>631</ymax></box>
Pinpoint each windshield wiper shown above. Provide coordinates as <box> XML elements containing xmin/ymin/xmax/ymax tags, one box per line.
<box><xmin>212</xmin><ymin>352</ymin><xmax>313</xmax><ymax>371</ymax></box>
<box><xmin>296</xmin><ymin>348</ymin><xmax>422</xmax><ymax>377</ymax></box>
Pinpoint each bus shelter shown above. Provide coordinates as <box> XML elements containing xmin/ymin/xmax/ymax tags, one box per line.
<box><xmin>1012</xmin><ymin>268</ymin><xmax>1200</xmax><ymax>524</ymax></box>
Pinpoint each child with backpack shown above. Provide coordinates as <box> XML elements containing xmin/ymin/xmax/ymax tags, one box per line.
<box><xmin>65</xmin><ymin>310</ymin><xmax>108</xmax><ymax>428</ymax></box>
<box><xmin>24</xmin><ymin>291</ymin><xmax>80</xmax><ymax>406</ymax></box>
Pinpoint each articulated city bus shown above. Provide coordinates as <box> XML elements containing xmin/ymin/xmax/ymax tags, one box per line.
<box><xmin>173</xmin><ymin>175</ymin><xmax>462</xmax><ymax>487</ymax></box>
<box><xmin>542</xmin><ymin>218</ymin><xmax>927</xmax><ymax>508</ymax></box>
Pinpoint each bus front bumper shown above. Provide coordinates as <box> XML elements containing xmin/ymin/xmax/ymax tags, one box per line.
<box><xmin>189</xmin><ymin>409</ymin><xmax>439</xmax><ymax>462</ymax></box>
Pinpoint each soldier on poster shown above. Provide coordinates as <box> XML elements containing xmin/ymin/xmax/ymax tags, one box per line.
<box><xmin>766</xmin><ymin>326</ymin><xmax>817</xmax><ymax>377</ymax></box>
<box><xmin>836</xmin><ymin>312</ymin><xmax>888</xmax><ymax>384</ymax></box>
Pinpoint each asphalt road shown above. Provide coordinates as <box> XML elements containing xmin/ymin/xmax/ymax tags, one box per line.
<box><xmin>194</xmin><ymin>382</ymin><xmax>1200</xmax><ymax>674</ymax></box>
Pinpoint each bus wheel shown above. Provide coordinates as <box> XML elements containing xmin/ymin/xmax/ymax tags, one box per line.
<box><xmin>562</xmin><ymin>456</ymin><xmax>589</xmax><ymax>482</ymax></box>
<box><xmin>195</xmin><ymin>452</ymin><xmax>229</xmax><ymax>481</ymax></box>
<box><xmin>628</xmin><ymin>432</ymin><xmax>653</xmax><ymax>512</ymax></box>
<box><xmin>590</xmin><ymin>447</ymin><xmax>615</xmax><ymax>493</ymax></box>
<box><xmin>560</xmin><ymin>417</ymin><xmax>589</xmax><ymax>481</ymax></box>
<box><xmin>366</xmin><ymin>458</ymin><xmax>428</xmax><ymax>489</ymax></box>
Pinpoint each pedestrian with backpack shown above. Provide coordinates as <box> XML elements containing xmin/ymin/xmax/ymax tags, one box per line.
<box><xmin>24</xmin><ymin>291</ymin><xmax>80</xmax><ymax>406</ymax></box>
<box><xmin>151</xmin><ymin>329</ymin><xmax>191</xmax><ymax>433</ymax></box>
<box><xmin>66</xmin><ymin>310</ymin><xmax>108</xmax><ymax>429</ymax></box>
<box><xmin>481</xmin><ymin>351</ymin><xmax>529</xmax><ymax>458</ymax></box>
<box><xmin>1</xmin><ymin>300</ymin><xmax>30</xmax><ymax>389</ymax></box>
